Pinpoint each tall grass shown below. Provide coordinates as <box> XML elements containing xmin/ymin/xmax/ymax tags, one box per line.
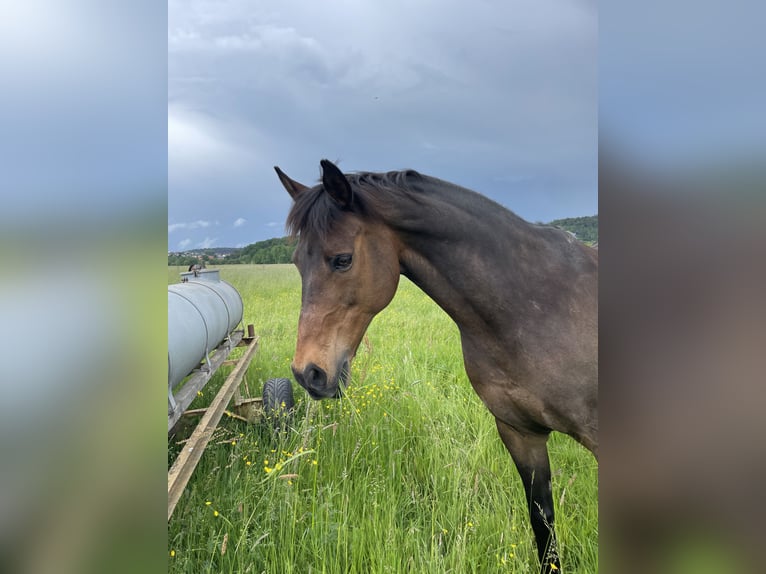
<box><xmin>168</xmin><ymin>265</ymin><xmax>598</xmax><ymax>573</ymax></box>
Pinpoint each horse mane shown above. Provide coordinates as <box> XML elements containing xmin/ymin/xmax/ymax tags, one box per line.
<box><xmin>286</xmin><ymin>169</ymin><xmax>426</xmax><ymax>239</ymax></box>
<box><xmin>284</xmin><ymin>167</ymin><xmax>561</xmax><ymax>247</ymax></box>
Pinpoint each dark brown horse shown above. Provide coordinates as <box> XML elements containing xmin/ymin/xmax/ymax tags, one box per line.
<box><xmin>275</xmin><ymin>159</ymin><xmax>597</xmax><ymax>573</ymax></box>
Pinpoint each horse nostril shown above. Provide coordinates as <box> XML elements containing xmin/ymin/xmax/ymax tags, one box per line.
<box><xmin>306</xmin><ymin>363</ymin><xmax>327</xmax><ymax>388</ymax></box>
<box><xmin>293</xmin><ymin>363</ymin><xmax>327</xmax><ymax>391</ymax></box>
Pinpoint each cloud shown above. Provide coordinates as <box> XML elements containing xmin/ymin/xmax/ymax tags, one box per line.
<box><xmin>178</xmin><ymin>238</ymin><xmax>191</xmax><ymax>250</ymax></box>
<box><xmin>168</xmin><ymin>220</ymin><xmax>212</xmax><ymax>233</ymax></box>
<box><xmin>168</xmin><ymin>107</ymin><xmax>227</xmax><ymax>169</ymax></box>
<box><xmin>168</xmin><ymin>105</ymin><xmax>256</xmax><ymax>182</ymax></box>
<box><xmin>171</xmin><ymin>24</ymin><xmax>323</xmax><ymax>57</ymax></box>
<box><xmin>197</xmin><ymin>237</ymin><xmax>217</xmax><ymax>249</ymax></box>
<box><xmin>168</xmin><ymin>0</ymin><xmax>597</xmax><ymax>245</ymax></box>
<box><xmin>233</xmin><ymin>217</ymin><xmax>246</xmax><ymax>227</ymax></box>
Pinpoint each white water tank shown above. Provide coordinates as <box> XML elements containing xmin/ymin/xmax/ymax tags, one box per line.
<box><xmin>167</xmin><ymin>269</ymin><xmax>243</xmax><ymax>391</ymax></box>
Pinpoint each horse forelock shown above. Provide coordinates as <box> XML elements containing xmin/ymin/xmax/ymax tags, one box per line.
<box><xmin>286</xmin><ymin>185</ymin><xmax>339</xmax><ymax>240</ymax></box>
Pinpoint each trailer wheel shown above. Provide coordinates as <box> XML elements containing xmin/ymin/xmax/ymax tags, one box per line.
<box><xmin>262</xmin><ymin>378</ymin><xmax>295</xmax><ymax>423</ymax></box>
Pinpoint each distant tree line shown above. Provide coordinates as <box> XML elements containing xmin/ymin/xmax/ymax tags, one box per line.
<box><xmin>231</xmin><ymin>237</ymin><xmax>296</xmax><ymax>264</ymax></box>
<box><xmin>168</xmin><ymin>215</ymin><xmax>597</xmax><ymax>266</ymax></box>
<box><xmin>548</xmin><ymin>215</ymin><xmax>598</xmax><ymax>244</ymax></box>
<box><xmin>167</xmin><ymin>253</ymin><xmax>201</xmax><ymax>267</ymax></box>
<box><xmin>168</xmin><ymin>237</ymin><xmax>296</xmax><ymax>266</ymax></box>
<box><xmin>167</xmin><ymin>247</ymin><xmax>239</xmax><ymax>267</ymax></box>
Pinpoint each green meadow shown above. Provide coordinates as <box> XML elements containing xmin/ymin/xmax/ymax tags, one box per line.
<box><xmin>168</xmin><ymin>264</ymin><xmax>597</xmax><ymax>573</ymax></box>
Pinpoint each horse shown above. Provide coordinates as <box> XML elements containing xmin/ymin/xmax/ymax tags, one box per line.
<box><xmin>274</xmin><ymin>159</ymin><xmax>597</xmax><ymax>574</ymax></box>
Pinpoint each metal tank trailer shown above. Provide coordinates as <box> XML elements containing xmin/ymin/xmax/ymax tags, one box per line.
<box><xmin>167</xmin><ymin>268</ymin><xmax>293</xmax><ymax>520</ymax></box>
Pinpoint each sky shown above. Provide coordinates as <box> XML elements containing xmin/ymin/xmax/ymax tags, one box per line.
<box><xmin>168</xmin><ymin>0</ymin><xmax>597</xmax><ymax>250</ymax></box>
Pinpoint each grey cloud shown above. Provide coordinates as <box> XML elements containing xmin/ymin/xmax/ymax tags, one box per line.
<box><xmin>169</xmin><ymin>0</ymin><xmax>596</xmax><ymax>247</ymax></box>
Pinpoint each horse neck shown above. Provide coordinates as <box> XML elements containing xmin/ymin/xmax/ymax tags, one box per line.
<box><xmin>388</xmin><ymin>190</ymin><xmax>546</xmax><ymax>333</ymax></box>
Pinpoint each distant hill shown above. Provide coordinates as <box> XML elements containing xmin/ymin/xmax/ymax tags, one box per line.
<box><xmin>168</xmin><ymin>215</ymin><xmax>598</xmax><ymax>265</ymax></box>
<box><xmin>548</xmin><ymin>215</ymin><xmax>598</xmax><ymax>244</ymax></box>
<box><xmin>167</xmin><ymin>247</ymin><xmax>243</xmax><ymax>267</ymax></box>
<box><xmin>234</xmin><ymin>237</ymin><xmax>296</xmax><ymax>264</ymax></box>
<box><xmin>168</xmin><ymin>237</ymin><xmax>296</xmax><ymax>266</ymax></box>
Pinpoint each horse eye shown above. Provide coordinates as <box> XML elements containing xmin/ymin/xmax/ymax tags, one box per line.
<box><xmin>331</xmin><ymin>253</ymin><xmax>353</xmax><ymax>271</ymax></box>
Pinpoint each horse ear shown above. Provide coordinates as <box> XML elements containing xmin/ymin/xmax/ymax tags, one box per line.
<box><xmin>320</xmin><ymin>159</ymin><xmax>352</xmax><ymax>208</ymax></box>
<box><xmin>274</xmin><ymin>166</ymin><xmax>309</xmax><ymax>200</ymax></box>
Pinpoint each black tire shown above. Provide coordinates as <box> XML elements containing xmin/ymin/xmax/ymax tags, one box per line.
<box><xmin>262</xmin><ymin>378</ymin><xmax>295</xmax><ymax>423</ymax></box>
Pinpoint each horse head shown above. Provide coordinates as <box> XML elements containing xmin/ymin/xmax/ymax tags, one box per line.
<box><xmin>275</xmin><ymin>160</ymin><xmax>401</xmax><ymax>399</ymax></box>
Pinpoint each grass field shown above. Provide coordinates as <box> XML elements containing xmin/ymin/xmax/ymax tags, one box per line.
<box><xmin>168</xmin><ymin>264</ymin><xmax>598</xmax><ymax>573</ymax></box>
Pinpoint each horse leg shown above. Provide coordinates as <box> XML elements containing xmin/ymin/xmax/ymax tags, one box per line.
<box><xmin>495</xmin><ymin>418</ymin><xmax>560</xmax><ymax>574</ymax></box>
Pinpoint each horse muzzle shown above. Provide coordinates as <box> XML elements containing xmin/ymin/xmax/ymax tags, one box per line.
<box><xmin>291</xmin><ymin>360</ymin><xmax>349</xmax><ymax>400</ymax></box>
